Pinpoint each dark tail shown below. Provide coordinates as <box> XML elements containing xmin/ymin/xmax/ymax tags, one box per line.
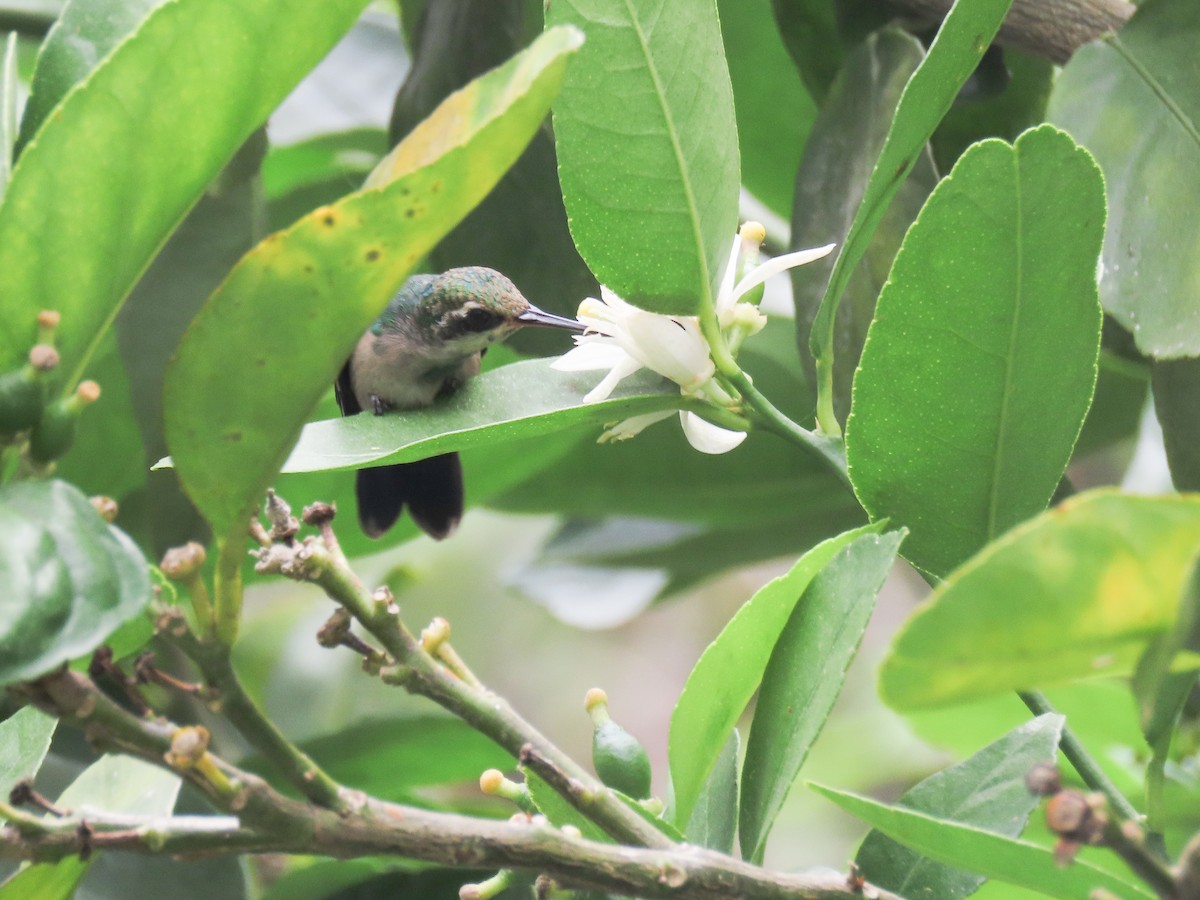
<box><xmin>356</xmin><ymin>453</ymin><xmax>463</xmax><ymax>540</ymax></box>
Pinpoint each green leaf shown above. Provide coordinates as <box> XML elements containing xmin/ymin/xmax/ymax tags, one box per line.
<box><xmin>813</xmin><ymin>784</ymin><xmax>1154</xmax><ymax>899</ymax></box>
<box><xmin>668</xmin><ymin>521</ymin><xmax>884</xmax><ymax>827</ymax></box>
<box><xmin>0</xmin><ymin>707</ymin><xmax>57</xmax><ymax>803</ymax></box>
<box><xmin>846</xmin><ymin>125</ymin><xmax>1105</xmax><ymax>577</ymax></box>
<box><xmin>791</xmin><ymin>29</ymin><xmax>937</xmax><ymax>423</ymax></box>
<box><xmin>548</xmin><ymin>0</ymin><xmax>739</xmax><ymax>315</ymax></box>
<box><xmin>770</xmin><ymin>0</ymin><xmax>842</xmax><ymax>103</ymax></box>
<box><xmin>855</xmin><ymin>714</ymin><xmax>1064</xmax><ymax>899</ymax></box>
<box><xmin>1</xmin><ymin>755</ymin><xmax>181</xmax><ymax>900</ymax></box>
<box><xmin>1</xmin><ymin>31</ymin><xmax>16</xmax><ymax>199</ymax></box>
<box><xmin>523</xmin><ymin>769</ymin><xmax>611</xmax><ymax>843</ymax></box>
<box><xmin>1152</xmin><ymin>357</ymin><xmax>1200</xmax><ymax>491</ymax></box>
<box><xmin>720</xmin><ymin>0</ymin><xmax>815</xmax><ymax>218</ymax></box>
<box><xmin>163</xmin><ymin>27</ymin><xmax>583</xmax><ymax>541</ymax></box>
<box><xmin>809</xmin><ymin>0</ymin><xmax>1013</xmax><ymax>430</ymax></box>
<box><xmin>685</xmin><ymin>728</ymin><xmax>739</xmax><ymax>853</ymax></box>
<box><xmin>1047</xmin><ymin>0</ymin><xmax>1200</xmax><ymax>359</ymax></box>
<box><xmin>880</xmin><ymin>490</ymin><xmax>1200</xmax><ymax>710</ymax></box>
<box><xmin>263</xmin><ymin>128</ymin><xmax>387</xmax><ymax>232</ymax></box>
<box><xmin>15</xmin><ymin>0</ymin><xmax>162</xmax><ymax>149</ymax></box>
<box><xmin>1074</xmin><ymin>346</ymin><xmax>1148</xmax><ymax>459</ymax></box>
<box><xmin>0</xmin><ymin>0</ymin><xmax>372</xmax><ymax>385</ymax></box>
<box><xmin>0</xmin><ymin>480</ymin><xmax>149</xmax><ymax>685</ymax></box>
<box><xmin>276</xmin><ymin>361</ymin><xmax>676</xmax><ymax>475</ymax></box>
<box><xmin>1131</xmin><ymin>555</ymin><xmax>1200</xmax><ymax>752</ymax></box>
<box><xmin>739</xmin><ymin>528</ymin><xmax>904</xmax><ymax>863</ymax></box>
<box><xmin>245</xmin><ymin>716</ymin><xmax>513</xmax><ymax>805</ymax></box>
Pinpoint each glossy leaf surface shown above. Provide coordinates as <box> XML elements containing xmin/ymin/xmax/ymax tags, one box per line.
<box><xmin>1048</xmin><ymin>0</ymin><xmax>1200</xmax><ymax>358</ymax></box>
<box><xmin>548</xmin><ymin>0</ymin><xmax>739</xmax><ymax>314</ymax></box>
<box><xmin>846</xmin><ymin>126</ymin><xmax>1105</xmax><ymax>577</ymax></box>
<box><xmin>668</xmin><ymin>521</ymin><xmax>883</xmax><ymax>826</ymax></box>
<box><xmin>739</xmin><ymin>529</ymin><xmax>903</xmax><ymax>862</ymax></box>
<box><xmin>814</xmin><ymin>784</ymin><xmax>1153</xmax><ymax>899</ymax></box>
<box><xmin>855</xmin><ymin>714</ymin><xmax>1063</xmax><ymax>898</ymax></box>
<box><xmin>0</xmin><ymin>480</ymin><xmax>149</xmax><ymax>685</ymax></box>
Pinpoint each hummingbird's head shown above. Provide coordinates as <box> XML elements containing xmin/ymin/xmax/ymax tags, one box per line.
<box><xmin>417</xmin><ymin>267</ymin><xmax>583</xmax><ymax>353</ymax></box>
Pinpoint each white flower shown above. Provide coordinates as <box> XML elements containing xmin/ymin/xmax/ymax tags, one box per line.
<box><xmin>553</xmin><ymin>224</ymin><xmax>835</xmax><ymax>454</ymax></box>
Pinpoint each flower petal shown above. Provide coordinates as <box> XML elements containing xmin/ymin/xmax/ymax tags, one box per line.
<box><xmin>598</xmin><ymin>410</ymin><xmax>674</xmax><ymax>443</ymax></box>
<box><xmin>551</xmin><ymin>338</ymin><xmax>630</xmax><ymax>372</ymax></box>
<box><xmin>679</xmin><ymin>411</ymin><xmax>747</xmax><ymax>454</ymax></box>
<box><xmin>731</xmin><ymin>242</ymin><xmax>836</xmax><ymax>301</ymax></box>
<box><xmin>582</xmin><ymin>355</ymin><xmax>642</xmax><ymax>403</ymax></box>
<box><xmin>615</xmin><ymin>312</ymin><xmax>714</xmax><ymax>390</ymax></box>
<box><xmin>715</xmin><ymin>231</ymin><xmax>743</xmax><ymax>314</ymax></box>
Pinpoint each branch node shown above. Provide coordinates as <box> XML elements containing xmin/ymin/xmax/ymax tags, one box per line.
<box><xmin>9</xmin><ymin>780</ymin><xmax>68</xmax><ymax>817</ymax></box>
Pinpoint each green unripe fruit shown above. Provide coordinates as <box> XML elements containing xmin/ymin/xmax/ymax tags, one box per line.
<box><xmin>0</xmin><ymin>367</ymin><xmax>46</xmax><ymax>434</ymax></box>
<box><xmin>28</xmin><ymin>381</ymin><xmax>99</xmax><ymax>463</ymax></box>
<box><xmin>586</xmin><ymin>688</ymin><xmax>652</xmax><ymax>800</ymax></box>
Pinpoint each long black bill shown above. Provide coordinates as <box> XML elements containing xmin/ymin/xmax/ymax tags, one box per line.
<box><xmin>517</xmin><ymin>305</ymin><xmax>586</xmax><ymax>332</ymax></box>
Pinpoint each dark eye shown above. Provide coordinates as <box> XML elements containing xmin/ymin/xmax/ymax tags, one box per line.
<box><xmin>462</xmin><ymin>307</ymin><xmax>501</xmax><ymax>332</ymax></box>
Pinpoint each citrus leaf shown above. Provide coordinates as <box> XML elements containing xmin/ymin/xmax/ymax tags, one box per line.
<box><xmin>0</xmin><ymin>480</ymin><xmax>149</xmax><ymax>685</ymax></box>
<box><xmin>813</xmin><ymin>783</ymin><xmax>1153</xmax><ymax>899</ymax></box>
<box><xmin>846</xmin><ymin>125</ymin><xmax>1105</xmax><ymax>577</ymax></box>
<box><xmin>1048</xmin><ymin>0</ymin><xmax>1200</xmax><ymax>359</ymax></box>
<box><xmin>548</xmin><ymin>0</ymin><xmax>739</xmax><ymax>315</ymax></box>
<box><xmin>739</xmin><ymin>528</ymin><xmax>904</xmax><ymax>863</ymax></box>
<box><xmin>880</xmin><ymin>491</ymin><xmax>1200</xmax><ymax>710</ymax></box>
<box><xmin>855</xmin><ymin>714</ymin><xmax>1063</xmax><ymax>899</ymax></box>
<box><xmin>0</xmin><ymin>0</ymin><xmax>372</xmax><ymax>384</ymax></box>
<box><xmin>668</xmin><ymin>521</ymin><xmax>885</xmax><ymax>827</ymax></box>
<box><xmin>276</xmin><ymin>361</ymin><xmax>677</xmax><ymax>474</ymax></box>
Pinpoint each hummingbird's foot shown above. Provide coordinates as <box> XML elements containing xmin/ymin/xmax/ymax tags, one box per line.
<box><xmin>370</xmin><ymin>394</ymin><xmax>389</xmax><ymax>416</ymax></box>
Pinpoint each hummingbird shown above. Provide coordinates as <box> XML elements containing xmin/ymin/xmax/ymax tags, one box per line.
<box><xmin>335</xmin><ymin>266</ymin><xmax>583</xmax><ymax>540</ymax></box>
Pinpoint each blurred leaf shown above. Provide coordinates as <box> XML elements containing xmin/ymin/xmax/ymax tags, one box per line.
<box><xmin>245</xmin><ymin>716</ymin><xmax>513</xmax><ymax>805</ymax></box>
<box><xmin>391</xmin><ymin>0</ymin><xmax>595</xmax><ymax>338</ymax></box>
<box><xmin>1073</xmin><ymin>349</ymin><xmax>1147</xmax><ymax>459</ymax></box>
<box><xmin>791</xmin><ymin>29</ymin><xmax>937</xmax><ymax>422</ymax></box>
<box><xmin>548</xmin><ymin>0</ymin><xmax>739</xmax><ymax>315</ymax></box>
<box><xmin>0</xmin><ymin>480</ymin><xmax>149</xmax><ymax>685</ymax></box>
<box><xmin>668</xmin><ymin>521</ymin><xmax>884</xmax><ymax>826</ymax></box>
<box><xmin>809</xmin><ymin>0</ymin><xmax>1013</xmax><ymax>418</ymax></box>
<box><xmin>1048</xmin><ymin>0</ymin><xmax>1200</xmax><ymax>359</ymax></box>
<box><xmin>813</xmin><ymin>784</ymin><xmax>1154</xmax><ymax>899</ymax></box>
<box><xmin>277</xmin><ymin>362</ymin><xmax>677</xmax><ymax>475</ymax></box>
<box><xmin>846</xmin><ymin>126</ymin><xmax>1105</xmax><ymax>577</ymax></box>
<box><xmin>855</xmin><ymin>714</ymin><xmax>1064</xmax><ymax>899</ymax></box>
<box><xmin>0</xmin><ymin>707</ymin><xmax>57</xmax><ymax>798</ymax></box>
<box><xmin>1</xmin><ymin>31</ymin><xmax>15</xmax><ymax>198</ymax></box>
<box><xmin>720</xmin><ymin>0</ymin><xmax>816</xmax><ymax>218</ymax></box>
<box><xmin>1132</xmin><ymin>555</ymin><xmax>1200</xmax><ymax>752</ymax></box>
<box><xmin>685</xmin><ymin>728</ymin><xmax>739</xmax><ymax>853</ymax></box>
<box><xmin>1</xmin><ymin>755</ymin><xmax>180</xmax><ymax>900</ymax></box>
<box><xmin>1152</xmin><ymin>356</ymin><xmax>1200</xmax><ymax>491</ymax></box>
<box><xmin>880</xmin><ymin>491</ymin><xmax>1200</xmax><ymax>711</ymax></box>
<box><xmin>261</xmin><ymin>859</ymin><xmax>482</xmax><ymax>900</ymax></box>
<box><xmin>740</xmin><ymin>529</ymin><xmax>903</xmax><ymax>862</ymax></box>
<box><xmin>15</xmin><ymin>0</ymin><xmax>162</xmax><ymax>149</ymax></box>
<box><xmin>163</xmin><ymin>27</ymin><xmax>583</xmax><ymax>541</ymax></box>
<box><xmin>0</xmin><ymin>0</ymin><xmax>372</xmax><ymax>383</ymax></box>
<box><xmin>264</xmin><ymin>129</ymin><xmax>385</xmax><ymax>236</ymax></box>
<box><xmin>931</xmin><ymin>49</ymin><xmax>1053</xmax><ymax>172</ymax></box>
<box><xmin>770</xmin><ymin>0</ymin><xmax>841</xmax><ymax>103</ymax></box>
